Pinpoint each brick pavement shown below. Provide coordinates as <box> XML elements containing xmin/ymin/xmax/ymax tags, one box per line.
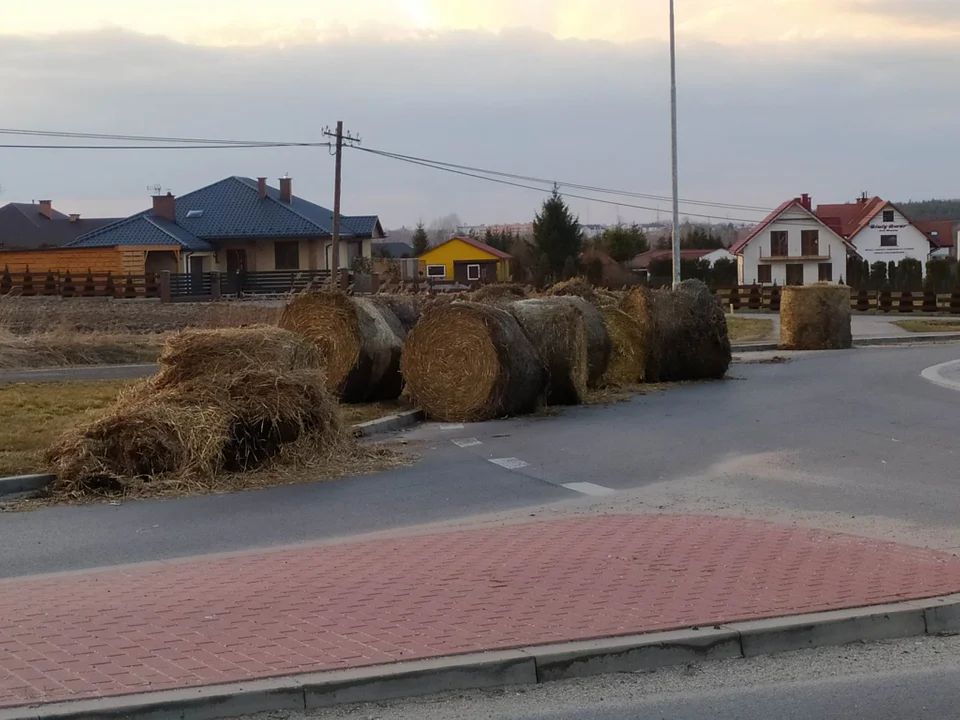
<box><xmin>4</xmin><ymin>514</ymin><xmax>960</xmax><ymax>709</ymax></box>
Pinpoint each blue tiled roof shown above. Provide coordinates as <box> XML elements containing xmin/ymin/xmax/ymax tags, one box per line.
<box><xmin>66</xmin><ymin>215</ymin><xmax>211</xmax><ymax>250</ymax></box>
<box><xmin>342</xmin><ymin>215</ymin><xmax>383</xmax><ymax>237</ymax></box>
<box><xmin>69</xmin><ymin>176</ymin><xmax>382</xmax><ymax>248</ymax></box>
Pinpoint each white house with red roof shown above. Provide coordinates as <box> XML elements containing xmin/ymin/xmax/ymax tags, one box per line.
<box><xmin>731</xmin><ymin>194</ymin><xmax>854</xmax><ymax>286</ymax></box>
<box><xmin>816</xmin><ymin>196</ymin><xmax>936</xmax><ymax>273</ymax></box>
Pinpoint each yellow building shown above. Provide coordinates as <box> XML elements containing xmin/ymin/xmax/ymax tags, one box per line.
<box><xmin>417</xmin><ymin>237</ymin><xmax>512</xmax><ymax>284</ymax></box>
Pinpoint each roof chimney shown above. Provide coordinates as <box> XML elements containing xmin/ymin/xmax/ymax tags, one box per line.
<box><xmin>279</xmin><ymin>177</ymin><xmax>292</xmax><ymax>204</ymax></box>
<box><xmin>257</xmin><ymin>177</ymin><xmax>267</xmax><ymax>200</ymax></box>
<box><xmin>152</xmin><ymin>192</ymin><xmax>176</xmax><ymax>222</ymax></box>
<box><xmin>68</xmin><ymin>214</ymin><xmax>80</xmax><ymax>223</ymax></box>
<box><xmin>800</xmin><ymin>193</ymin><xmax>811</xmax><ymax>211</ymax></box>
<box><xmin>38</xmin><ymin>200</ymin><xmax>53</xmax><ymax>220</ymax></box>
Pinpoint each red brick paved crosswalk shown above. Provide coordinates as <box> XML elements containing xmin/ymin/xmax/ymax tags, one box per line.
<box><xmin>3</xmin><ymin>514</ymin><xmax>960</xmax><ymax>709</ymax></box>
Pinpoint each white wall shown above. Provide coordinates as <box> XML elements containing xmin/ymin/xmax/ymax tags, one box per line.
<box><xmin>738</xmin><ymin>206</ymin><xmax>849</xmax><ymax>285</ymax></box>
<box><xmin>703</xmin><ymin>248</ymin><xmax>735</xmax><ymax>265</ymax></box>
<box><xmin>850</xmin><ymin>205</ymin><xmax>931</xmax><ymax>273</ymax></box>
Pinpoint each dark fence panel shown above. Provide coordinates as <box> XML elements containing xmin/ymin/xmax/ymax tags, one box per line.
<box><xmin>0</xmin><ymin>270</ymin><xmax>161</xmax><ymax>299</ymax></box>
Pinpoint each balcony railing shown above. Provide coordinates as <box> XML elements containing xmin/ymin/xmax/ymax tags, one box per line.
<box><xmin>759</xmin><ymin>244</ymin><xmax>831</xmax><ymax>262</ymax></box>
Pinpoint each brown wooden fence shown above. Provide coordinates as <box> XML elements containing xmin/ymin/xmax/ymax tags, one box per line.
<box><xmin>0</xmin><ymin>270</ymin><xmax>161</xmax><ymax>299</ymax></box>
<box><xmin>716</xmin><ymin>286</ymin><xmax>960</xmax><ymax>314</ymax></box>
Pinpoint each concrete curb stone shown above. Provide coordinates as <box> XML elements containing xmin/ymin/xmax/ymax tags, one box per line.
<box><xmin>2</xmin><ymin>597</ymin><xmax>958</xmax><ymax>720</ymax></box>
<box><xmin>733</xmin><ymin>333</ymin><xmax>960</xmax><ymax>354</ymax></box>
<box><xmin>0</xmin><ymin>474</ymin><xmax>55</xmax><ymax>498</ymax></box>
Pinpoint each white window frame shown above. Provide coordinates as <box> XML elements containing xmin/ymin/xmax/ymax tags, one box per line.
<box><xmin>466</xmin><ymin>264</ymin><xmax>481</xmax><ymax>281</ymax></box>
<box><xmin>426</xmin><ymin>264</ymin><xmax>446</xmax><ymax>279</ymax></box>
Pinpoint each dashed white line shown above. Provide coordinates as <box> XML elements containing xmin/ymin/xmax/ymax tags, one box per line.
<box><xmin>452</xmin><ymin>438</ymin><xmax>482</xmax><ymax>448</ymax></box>
<box><xmin>489</xmin><ymin>458</ymin><xmax>530</xmax><ymax>470</ymax></box>
<box><xmin>562</xmin><ymin>482</ymin><xmax>616</xmax><ymax>496</ymax></box>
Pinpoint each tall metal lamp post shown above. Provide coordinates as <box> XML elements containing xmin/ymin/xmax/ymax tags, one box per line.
<box><xmin>669</xmin><ymin>0</ymin><xmax>681</xmax><ymax>288</ymax></box>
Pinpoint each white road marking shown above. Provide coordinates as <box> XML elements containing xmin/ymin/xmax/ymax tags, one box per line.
<box><xmin>562</xmin><ymin>482</ymin><xmax>616</xmax><ymax>497</ymax></box>
<box><xmin>438</xmin><ymin>423</ymin><xmax>465</xmax><ymax>431</ymax></box>
<box><xmin>920</xmin><ymin>359</ymin><xmax>960</xmax><ymax>392</ymax></box>
<box><xmin>489</xmin><ymin>458</ymin><xmax>530</xmax><ymax>470</ymax></box>
<box><xmin>452</xmin><ymin>438</ymin><xmax>482</xmax><ymax>448</ymax></box>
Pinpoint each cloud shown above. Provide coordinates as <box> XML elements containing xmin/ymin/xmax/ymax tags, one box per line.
<box><xmin>0</xmin><ymin>29</ymin><xmax>958</xmax><ymax>227</ymax></box>
<box><xmin>845</xmin><ymin>0</ymin><xmax>960</xmax><ymax>26</ymax></box>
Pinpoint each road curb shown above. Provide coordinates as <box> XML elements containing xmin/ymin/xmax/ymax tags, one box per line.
<box><xmin>0</xmin><ymin>413</ymin><xmax>426</xmax><ymax>497</ymax></box>
<box><xmin>4</xmin><ymin>595</ymin><xmax>958</xmax><ymax>719</ymax></box>
<box><xmin>733</xmin><ymin>333</ymin><xmax>960</xmax><ymax>354</ymax></box>
<box><xmin>0</xmin><ymin>474</ymin><xmax>54</xmax><ymax>498</ymax></box>
<box><xmin>353</xmin><ymin>409</ymin><xmax>425</xmax><ymax>438</ymax></box>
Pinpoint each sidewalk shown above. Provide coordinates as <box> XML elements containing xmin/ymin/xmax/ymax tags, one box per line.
<box><xmin>4</xmin><ymin>514</ymin><xmax>960</xmax><ymax>712</ymax></box>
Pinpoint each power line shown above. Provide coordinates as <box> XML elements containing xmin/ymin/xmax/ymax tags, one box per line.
<box><xmin>353</xmin><ymin>145</ymin><xmax>773</xmax><ymax>213</ymax></box>
<box><xmin>0</xmin><ymin>128</ymin><xmax>321</xmax><ymax>147</ymax></box>
<box><xmin>0</xmin><ymin>143</ymin><xmax>331</xmax><ymax>150</ymax></box>
<box><xmin>354</xmin><ymin>146</ymin><xmax>778</xmax><ymax>224</ymax></box>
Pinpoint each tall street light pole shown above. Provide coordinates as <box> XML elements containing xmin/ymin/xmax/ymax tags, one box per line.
<box><xmin>669</xmin><ymin>0</ymin><xmax>681</xmax><ymax>289</ymax></box>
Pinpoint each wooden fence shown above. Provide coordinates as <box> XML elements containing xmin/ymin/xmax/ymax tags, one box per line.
<box><xmin>0</xmin><ymin>270</ymin><xmax>161</xmax><ymax>299</ymax></box>
<box><xmin>716</xmin><ymin>286</ymin><xmax>960</xmax><ymax>314</ymax></box>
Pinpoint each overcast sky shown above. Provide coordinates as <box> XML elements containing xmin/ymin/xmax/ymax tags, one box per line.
<box><xmin>1</xmin><ymin>0</ymin><xmax>958</xmax><ymax>228</ymax></box>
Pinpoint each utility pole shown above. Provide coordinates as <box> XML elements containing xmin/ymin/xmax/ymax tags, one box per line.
<box><xmin>669</xmin><ymin>0</ymin><xmax>681</xmax><ymax>289</ymax></box>
<box><xmin>322</xmin><ymin>122</ymin><xmax>361</xmax><ymax>281</ymax></box>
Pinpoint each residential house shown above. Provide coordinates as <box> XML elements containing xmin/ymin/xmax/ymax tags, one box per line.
<box><xmin>732</xmin><ymin>195</ymin><xmax>853</xmax><ymax>285</ymax></box>
<box><xmin>914</xmin><ymin>220</ymin><xmax>957</xmax><ymax>260</ymax></box>
<box><xmin>815</xmin><ymin>196</ymin><xmax>935</xmax><ymax>274</ymax></box>
<box><xmin>63</xmin><ymin>177</ymin><xmax>384</xmax><ymax>275</ymax></box>
<box><xmin>0</xmin><ymin>201</ymin><xmax>118</xmax><ymax>250</ymax></box>
<box><xmin>628</xmin><ymin>248</ymin><xmax>735</xmax><ymax>281</ymax></box>
<box><xmin>417</xmin><ymin>236</ymin><xmax>512</xmax><ymax>285</ymax></box>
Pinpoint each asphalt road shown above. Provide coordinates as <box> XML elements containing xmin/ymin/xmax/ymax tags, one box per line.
<box><xmin>5</xmin><ymin>343</ymin><xmax>960</xmax><ymax>578</ymax></box>
<box><xmin>258</xmin><ymin>634</ymin><xmax>960</xmax><ymax>720</ymax></box>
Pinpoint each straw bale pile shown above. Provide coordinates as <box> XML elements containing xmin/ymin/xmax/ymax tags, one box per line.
<box><xmin>46</xmin><ymin>327</ymin><xmax>347</xmax><ymax>496</ymax></box>
<box><xmin>507</xmin><ymin>298</ymin><xmax>589</xmax><ymax>405</ymax></box>
<box><xmin>470</xmin><ymin>283</ymin><xmax>530</xmax><ymax>303</ymax></box>
<box><xmin>401</xmin><ymin>301</ymin><xmax>543</xmax><ymax>422</ymax></box>
<box><xmin>544</xmin><ymin>277</ymin><xmax>599</xmax><ymax>304</ymax></box>
<box><xmin>780</xmin><ymin>284</ymin><xmax>852</xmax><ymax>350</ymax></box>
<box><xmin>279</xmin><ymin>292</ymin><xmax>406</xmax><ymax>402</ymax></box>
<box><xmin>151</xmin><ymin>325</ymin><xmax>323</xmax><ymax>389</ymax></box>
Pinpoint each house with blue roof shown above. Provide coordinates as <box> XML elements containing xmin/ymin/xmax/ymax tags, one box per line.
<box><xmin>64</xmin><ymin>176</ymin><xmax>385</xmax><ymax>276</ymax></box>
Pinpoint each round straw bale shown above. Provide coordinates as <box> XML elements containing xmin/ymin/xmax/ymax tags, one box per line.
<box><xmin>618</xmin><ymin>286</ymin><xmax>659</xmax><ymax>381</ymax></box>
<box><xmin>401</xmin><ymin>301</ymin><xmax>544</xmax><ymax>422</ymax></box>
<box><xmin>507</xmin><ymin>298</ymin><xmax>589</xmax><ymax>405</ymax></box>
<box><xmin>780</xmin><ymin>284</ymin><xmax>852</xmax><ymax>350</ymax></box>
<box><xmin>599</xmin><ymin>306</ymin><xmax>648</xmax><ymax>387</ymax></box>
<box><xmin>372</xmin><ymin>295</ymin><xmax>423</xmax><ymax>332</ymax></box>
<box><xmin>152</xmin><ymin>326</ymin><xmax>323</xmax><ymax>390</ymax></box>
<box><xmin>544</xmin><ymin>277</ymin><xmax>599</xmax><ymax>304</ymax></box>
<box><xmin>278</xmin><ymin>292</ymin><xmax>405</xmax><ymax>402</ymax></box>
<box><xmin>470</xmin><ymin>283</ymin><xmax>530</xmax><ymax>303</ymax></box>
<box><xmin>550</xmin><ymin>296</ymin><xmax>611</xmax><ymax>387</ymax></box>
<box><xmin>645</xmin><ymin>279</ymin><xmax>731</xmax><ymax>382</ymax></box>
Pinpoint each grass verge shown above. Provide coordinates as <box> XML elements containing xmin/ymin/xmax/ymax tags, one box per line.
<box><xmin>0</xmin><ymin>381</ymin><xmax>131</xmax><ymax>477</ymax></box>
<box><xmin>893</xmin><ymin>319</ymin><xmax>960</xmax><ymax>333</ymax></box>
<box><xmin>727</xmin><ymin>317</ymin><xmax>775</xmax><ymax>344</ymax></box>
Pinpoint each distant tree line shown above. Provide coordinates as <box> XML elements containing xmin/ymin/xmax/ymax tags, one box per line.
<box><xmin>897</xmin><ymin>200</ymin><xmax>960</xmax><ymax>222</ymax></box>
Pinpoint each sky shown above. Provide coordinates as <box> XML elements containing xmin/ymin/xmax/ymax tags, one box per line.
<box><xmin>1</xmin><ymin>0</ymin><xmax>958</xmax><ymax>228</ymax></box>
